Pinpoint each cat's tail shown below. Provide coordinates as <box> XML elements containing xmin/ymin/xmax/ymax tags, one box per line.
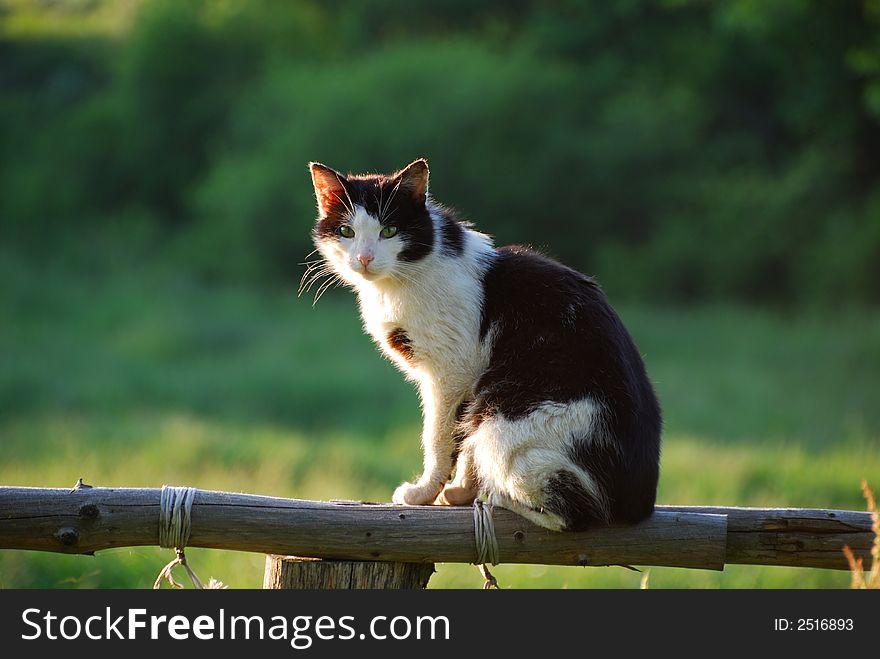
<box><xmin>543</xmin><ymin>468</ymin><xmax>614</xmax><ymax>531</ymax></box>
<box><xmin>486</xmin><ymin>466</ymin><xmax>611</xmax><ymax>532</ymax></box>
<box><xmin>558</xmin><ymin>430</ymin><xmax>659</xmax><ymax>530</ymax></box>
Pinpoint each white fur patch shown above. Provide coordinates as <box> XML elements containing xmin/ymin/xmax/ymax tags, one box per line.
<box><xmin>465</xmin><ymin>397</ymin><xmax>609</xmax><ymax>514</ymax></box>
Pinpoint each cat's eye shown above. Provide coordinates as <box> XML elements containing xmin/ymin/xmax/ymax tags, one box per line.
<box><xmin>380</xmin><ymin>225</ymin><xmax>398</xmax><ymax>239</ymax></box>
<box><xmin>338</xmin><ymin>225</ymin><xmax>355</xmax><ymax>238</ymax></box>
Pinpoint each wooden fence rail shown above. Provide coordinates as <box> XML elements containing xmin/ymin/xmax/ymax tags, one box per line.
<box><xmin>0</xmin><ymin>486</ymin><xmax>873</xmax><ymax>574</ymax></box>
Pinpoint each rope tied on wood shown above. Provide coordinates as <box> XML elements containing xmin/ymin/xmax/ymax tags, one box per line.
<box><xmin>154</xmin><ymin>485</ymin><xmax>205</xmax><ymax>589</ymax></box>
<box><xmin>473</xmin><ymin>499</ymin><xmax>500</xmax><ymax>589</ymax></box>
<box><xmin>158</xmin><ymin>485</ymin><xmax>195</xmax><ymax>549</ymax></box>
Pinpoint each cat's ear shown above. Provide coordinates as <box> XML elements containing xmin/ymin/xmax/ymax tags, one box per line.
<box><xmin>394</xmin><ymin>158</ymin><xmax>429</xmax><ymax>202</ymax></box>
<box><xmin>309</xmin><ymin>162</ymin><xmax>349</xmax><ymax>217</ymax></box>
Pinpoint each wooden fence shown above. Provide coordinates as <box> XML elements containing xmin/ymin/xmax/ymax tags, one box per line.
<box><xmin>0</xmin><ymin>486</ymin><xmax>874</xmax><ymax>588</ymax></box>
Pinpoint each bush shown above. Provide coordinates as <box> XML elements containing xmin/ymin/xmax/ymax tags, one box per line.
<box><xmin>2</xmin><ymin>0</ymin><xmax>880</xmax><ymax>305</ymax></box>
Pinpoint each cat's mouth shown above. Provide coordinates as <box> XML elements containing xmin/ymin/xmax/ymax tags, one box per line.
<box><xmin>348</xmin><ymin>257</ymin><xmax>389</xmax><ymax>282</ymax></box>
<box><xmin>356</xmin><ymin>264</ymin><xmax>379</xmax><ymax>280</ymax></box>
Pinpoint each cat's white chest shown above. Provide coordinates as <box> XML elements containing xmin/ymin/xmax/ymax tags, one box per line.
<box><xmin>359</xmin><ymin>288</ymin><xmax>440</xmax><ymax>375</ymax></box>
<box><xmin>356</xmin><ymin>275</ymin><xmax>485</xmax><ymax>385</ymax></box>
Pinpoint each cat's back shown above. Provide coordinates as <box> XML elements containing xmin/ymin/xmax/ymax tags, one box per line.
<box><xmin>479</xmin><ymin>244</ymin><xmax>615</xmax><ymax>344</ymax></box>
<box><xmin>480</xmin><ymin>245</ymin><xmax>598</xmax><ymax>326</ymax></box>
<box><xmin>478</xmin><ymin>244</ymin><xmax>660</xmax><ymax>433</ymax></box>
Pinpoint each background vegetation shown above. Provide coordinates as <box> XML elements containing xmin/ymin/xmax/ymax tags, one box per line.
<box><xmin>1</xmin><ymin>0</ymin><xmax>878</xmax><ymax>588</ymax></box>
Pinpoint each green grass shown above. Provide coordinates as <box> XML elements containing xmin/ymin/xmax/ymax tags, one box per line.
<box><xmin>1</xmin><ymin>255</ymin><xmax>878</xmax><ymax>588</ymax></box>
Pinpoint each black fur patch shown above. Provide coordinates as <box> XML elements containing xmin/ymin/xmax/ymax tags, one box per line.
<box><xmin>437</xmin><ymin>207</ymin><xmax>466</xmax><ymax>256</ymax></box>
<box><xmin>313</xmin><ymin>172</ymin><xmax>433</xmax><ymax>263</ymax></box>
<box><xmin>386</xmin><ymin>327</ymin><xmax>414</xmax><ymax>362</ymax></box>
<box><xmin>465</xmin><ymin>245</ymin><xmax>662</xmax><ymax>525</ymax></box>
<box><xmin>566</xmin><ymin>432</ymin><xmax>657</xmax><ymax>525</ymax></box>
<box><xmin>544</xmin><ymin>469</ymin><xmax>610</xmax><ymax>531</ymax></box>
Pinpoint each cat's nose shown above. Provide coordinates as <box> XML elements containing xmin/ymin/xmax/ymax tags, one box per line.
<box><xmin>357</xmin><ymin>253</ymin><xmax>374</xmax><ymax>268</ymax></box>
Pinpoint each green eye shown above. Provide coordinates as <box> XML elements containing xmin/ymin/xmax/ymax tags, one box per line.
<box><xmin>338</xmin><ymin>225</ymin><xmax>355</xmax><ymax>238</ymax></box>
<box><xmin>380</xmin><ymin>225</ymin><xmax>398</xmax><ymax>239</ymax></box>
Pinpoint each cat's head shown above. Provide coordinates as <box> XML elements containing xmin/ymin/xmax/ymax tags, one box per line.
<box><xmin>308</xmin><ymin>159</ymin><xmax>433</xmax><ymax>287</ymax></box>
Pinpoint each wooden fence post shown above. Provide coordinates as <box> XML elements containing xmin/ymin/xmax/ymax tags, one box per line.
<box><xmin>263</xmin><ymin>555</ymin><xmax>435</xmax><ymax>589</ymax></box>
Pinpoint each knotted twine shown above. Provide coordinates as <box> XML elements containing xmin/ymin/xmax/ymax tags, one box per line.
<box><xmin>473</xmin><ymin>499</ymin><xmax>500</xmax><ymax>589</ymax></box>
<box><xmin>153</xmin><ymin>485</ymin><xmax>205</xmax><ymax>589</ymax></box>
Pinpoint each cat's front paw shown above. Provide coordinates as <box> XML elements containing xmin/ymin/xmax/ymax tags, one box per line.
<box><xmin>392</xmin><ymin>481</ymin><xmax>442</xmax><ymax>506</ymax></box>
<box><xmin>434</xmin><ymin>484</ymin><xmax>479</xmax><ymax>506</ymax></box>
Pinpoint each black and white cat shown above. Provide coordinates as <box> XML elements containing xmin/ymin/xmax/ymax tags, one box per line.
<box><xmin>308</xmin><ymin>159</ymin><xmax>661</xmax><ymax>531</ymax></box>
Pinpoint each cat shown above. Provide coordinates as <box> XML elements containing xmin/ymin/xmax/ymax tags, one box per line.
<box><xmin>307</xmin><ymin>158</ymin><xmax>661</xmax><ymax>531</ymax></box>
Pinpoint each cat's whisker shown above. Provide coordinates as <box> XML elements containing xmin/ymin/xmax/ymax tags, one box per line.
<box><xmin>313</xmin><ymin>274</ymin><xmax>342</xmax><ymax>306</ymax></box>
<box><xmin>301</xmin><ymin>270</ymin><xmax>335</xmax><ymax>294</ymax></box>
<box><xmin>388</xmin><ymin>269</ymin><xmax>421</xmax><ymax>289</ymax></box>
<box><xmin>299</xmin><ymin>267</ymin><xmax>335</xmax><ymax>296</ymax></box>
<box><xmin>301</xmin><ymin>262</ymin><xmax>329</xmax><ymax>277</ymax></box>
<box><xmin>374</xmin><ymin>191</ymin><xmax>384</xmax><ymax>223</ymax></box>
<box><xmin>334</xmin><ymin>173</ymin><xmax>357</xmax><ymax>216</ymax></box>
<box><xmin>299</xmin><ymin>263</ymin><xmax>327</xmax><ymax>280</ymax></box>
<box><xmin>400</xmin><ymin>240</ymin><xmax>433</xmax><ymax>250</ymax></box>
<box><xmin>377</xmin><ymin>187</ymin><xmax>386</xmax><ymax>222</ymax></box>
<box><xmin>385</xmin><ymin>179</ymin><xmax>403</xmax><ymax>217</ymax></box>
<box><xmin>298</xmin><ymin>262</ymin><xmax>330</xmax><ymax>290</ymax></box>
<box><xmin>330</xmin><ymin>192</ymin><xmax>354</xmax><ymax>218</ymax></box>
<box><xmin>313</xmin><ymin>280</ymin><xmax>335</xmax><ymax>305</ymax></box>
<box><xmin>298</xmin><ymin>279</ymin><xmax>319</xmax><ymax>297</ymax></box>
<box><xmin>388</xmin><ymin>265</ymin><xmax>416</xmax><ymax>282</ymax></box>
<box><xmin>301</xmin><ymin>254</ymin><xmax>327</xmax><ymax>266</ymax></box>
<box><xmin>300</xmin><ymin>279</ymin><xmax>327</xmax><ymax>297</ymax></box>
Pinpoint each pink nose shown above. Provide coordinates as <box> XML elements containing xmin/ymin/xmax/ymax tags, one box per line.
<box><xmin>357</xmin><ymin>253</ymin><xmax>374</xmax><ymax>268</ymax></box>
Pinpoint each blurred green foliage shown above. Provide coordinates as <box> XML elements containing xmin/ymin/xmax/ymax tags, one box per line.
<box><xmin>2</xmin><ymin>0</ymin><xmax>879</xmax><ymax>304</ymax></box>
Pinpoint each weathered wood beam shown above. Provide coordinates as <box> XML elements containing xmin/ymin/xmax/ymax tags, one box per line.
<box><xmin>660</xmin><ymin>505</ymin><xmax>875</xmax><ymax>569</ymax></box>
<box><xmin>0</xmin><ymin>487</ymin><xmax>725</xmax><ymax>570</ymax></box>
<box><xmin>0</xmin><ymin>486</ymin><xmax>873</xmax><ymax>571</ymax></box>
